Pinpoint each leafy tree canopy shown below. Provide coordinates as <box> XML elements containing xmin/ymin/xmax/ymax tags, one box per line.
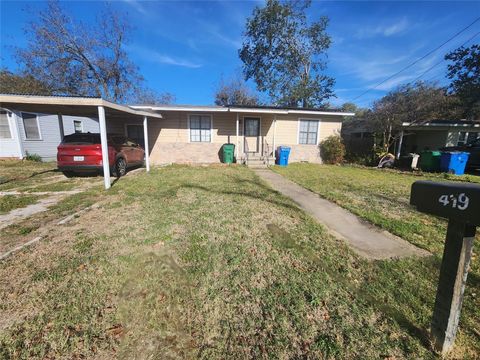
<box><xmin>0</xmin><ymin>69</ymin><xmax>53</xmax><ymax>95</ymax></box>
<box><xmin>445</xmin><ymin>44</ymin><xmax>480</xmax><ymax>119</ymax></box>
<box><xmin>239</xmin><ymin>0</ymin><xmax>335</xmax><ymax>108</ymax></box>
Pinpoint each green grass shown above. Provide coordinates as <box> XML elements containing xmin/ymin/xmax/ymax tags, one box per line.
<box><xmin>0</xmin><ymin>194</ymin><xmax>42</xmax><ymax>214</ymax></box>
<box><xmin>0</xmin><ymin>165</ymin><xmax>479</xmax><ymax>359</ymax></box>
<box><xmin>0</xmin><ymin>160</ymin><xmax>57</xmax><ymax>185</ymax></box>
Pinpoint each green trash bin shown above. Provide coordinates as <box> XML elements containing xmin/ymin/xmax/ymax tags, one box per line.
<box><xmin>222</xmin><ymin>143</ymin><xmax>235</xmax><ymax>164</ymax></box>
<box><xmin>419</xmin><ymin>150</ymin><xmax>441</xmax><ymax>172</ymax></box>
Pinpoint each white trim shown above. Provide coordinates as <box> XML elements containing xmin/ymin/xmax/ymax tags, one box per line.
<box><xmin>402</xmin><ymin>122</ymin><xmax>480</xmax><ymax>128</ymax></box>
<box><xmin>132</xmin><ymin>104</ymin><xmax>353</xmax><ymax>117</ymax></box>
<box><xmin>135</xmin><ymin>105</ymin><xmax>228</xmax><ymax>113</ymax></box>
<box><xmin>232</xmin><ymin>108</ymin><xmax>288</xmax><ymax>114</ymax></box>
<box><xmin>0</xmin><ymin>94</ymin><xmax>163</xmax><ymax>119</ymax></box>
<box><xmin>188</xmin><ymin>114</ymin><xmax>213</xmax><ymax>143</ymax></box>
<box><xmin>21</xmin><ymin>112</ymin><xmax>43</xmax><ymax>141</ymax></box>
<box><xmin>12</xmin><ymin>112</ymin><xmax>24</xmax><ymax>158</ymax></box>
<box><xmin>297</xmin><ymin>118</ymin><xmax>321</xmax><ymax>145</ymax></box>
<box><xmin>73</xmin><ymin>119</ymin><xmax>83</xmax><ymax>133</ymax></box>
<box><xmin>288</xmin><ymin>110</ymin><xmax>354</xmax><ymax>116</ymax></box>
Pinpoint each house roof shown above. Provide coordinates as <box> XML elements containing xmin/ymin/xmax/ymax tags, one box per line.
<box><xmin>0</xmin><ymin>94</ymin><xmax>162</xmax><ymax>119</ymax></box>
<box><xmin>131</xmin><ymin>103</ymin><xmax>355</xmax><ymax>117</ymax></box>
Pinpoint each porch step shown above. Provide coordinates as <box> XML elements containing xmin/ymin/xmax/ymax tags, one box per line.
<box><xmin>244</xmin><ymin>156</ymin><xmax>276</xmax><ymax>168</ymax></box>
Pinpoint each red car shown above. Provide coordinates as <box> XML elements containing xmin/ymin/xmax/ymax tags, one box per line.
<box><xmin>57</xmin><ymin>133</ymin><xmax>145</xmax><ymax>177</ymax></box>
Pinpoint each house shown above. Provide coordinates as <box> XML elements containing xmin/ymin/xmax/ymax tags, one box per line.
<box><xmin>131</xmin><ymin>104</ymin><xmax>353</xmax><ymax>165</ymax></box>
<box><xmin>0</xmin><ymin>95</ymin><xmax>353</xmax><ymax>188</ymax></box>
<box><xmin>398</xmin><ymin>119</ymin><xmax>480</xmax><ymax>155</ymax></box>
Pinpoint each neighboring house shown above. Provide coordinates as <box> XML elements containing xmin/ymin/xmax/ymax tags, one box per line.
<box><xmin>0</xmin><ymin>108</ymin><xmax>99</xmax><ymax>161</ymax></box>
<box><xmin>0</xmin><ymin>95</ymin><xmax>354</xmax><ymax>165</ymax></box>
<box><xmin>399</xmin><ymin>119</ymin><xmax>480</xmax><ymax>155</ymax></box>
<box><xmin>341</xmin><ymin>118</ymin><xmax>375</xmax><ymax>157</ymax></box>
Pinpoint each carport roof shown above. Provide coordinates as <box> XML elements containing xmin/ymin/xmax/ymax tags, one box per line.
<box><xmin>0</xmin><ymin>94</ymin><xmax>162</xmax><ymax>120</ymax></box>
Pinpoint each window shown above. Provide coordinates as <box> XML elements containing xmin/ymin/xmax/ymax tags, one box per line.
<box><xmin>299</xmin><ymin>120</ymin><xmax>319</xmax><ymax>145</ymax></box>
<box><xmin>189</xmin><ymin>115</ymin><xmax>211</xmax><ymax>142</ymax></box>
<box><xmin>73</xmin><ymin>120</ymin><xmax>83</xmax><ymax>133</ymax></box>
<box><xmin>22</xmin><ymin>113</ymin><xmax>41</xmax><ymax>140</ymax></box>
<box><xmin>0</xmin><ymin>111</ymin><xmax>12</xmax><ymax>139</ymax></box>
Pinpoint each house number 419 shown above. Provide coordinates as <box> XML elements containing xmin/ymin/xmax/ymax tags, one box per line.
<box><xmin>438</xmin><ymin>193</ymin><xmax>470</xmax><ymax>210</ymax></box>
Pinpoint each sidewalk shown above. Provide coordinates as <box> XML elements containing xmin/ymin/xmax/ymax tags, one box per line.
<box><xmin>255</xmin><ymin>169</ymin><xmax>430</xmax><ymax>260</ymax></box>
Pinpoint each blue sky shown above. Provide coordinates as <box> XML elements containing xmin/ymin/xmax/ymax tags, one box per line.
<box><xmin>1</xmin><ymin>0</ymin><xmax>479</xmax><ymax>107</ymax></box>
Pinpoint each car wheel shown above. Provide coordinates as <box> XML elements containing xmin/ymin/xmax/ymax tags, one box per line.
<box><xmin>62</xmin><ymin>171</ymin><xmax>76</xmax><ymax>178</ymax></box>
<box><xmin>114</xmin><ymin>158</ymin><xmax>127</xmax><ymax>177</ymax></box>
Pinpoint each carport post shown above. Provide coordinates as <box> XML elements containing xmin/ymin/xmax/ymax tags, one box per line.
<box><xmin>98</xmin><ymin>106</ymin><xmax>111</xmax><ymax>190</ymax></box>
<box><xmin>236</xmin><ymin>113</ymin><xmax>239</xmax><ymax>160</ymax></box>
<box><xmin>143</xmin><ymin>116</ymin><xmax>150</xmax><ymax>172</ymax></box>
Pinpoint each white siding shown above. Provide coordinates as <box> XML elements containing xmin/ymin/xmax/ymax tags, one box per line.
<box><xmin>62</xmin><ymin>115</ymin><xmax>99</xmax><ymax>135</ymax></box>
<box><xmin>16</xmin><ymin>113</ymin><xmax>100</xmax><ymax>161</ymax></box>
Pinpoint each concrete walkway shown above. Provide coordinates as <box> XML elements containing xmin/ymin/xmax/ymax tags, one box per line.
<box><xmin>255</xmin><ymin>169</ymin><xmax>430</xmax><ymax>260</ymax></box>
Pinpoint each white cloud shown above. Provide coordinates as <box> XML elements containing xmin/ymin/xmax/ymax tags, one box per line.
<box><xmin>127</xmin><ymin>45</ymin><xmax>203</xmax><ymax>69</ymax></box>
<box><xmin>356</xmin><ymin>18</ymin><xmax>409</xmax><ymax>39</ymax></box>
<box><xmin>122</xmin><ymin>0</ymin><xmax>148</xmax><ymax>15</ymax></box>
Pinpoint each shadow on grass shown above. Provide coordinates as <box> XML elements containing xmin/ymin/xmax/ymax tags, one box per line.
<box><xmin>1</xmin><ymin>168</ymin><xmax>59</xmax><ymax>185</ymax></box>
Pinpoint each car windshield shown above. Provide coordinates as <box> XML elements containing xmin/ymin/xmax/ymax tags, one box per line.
<box><xmin>62</xmin><ymin>133</ymin><xmax>101</xmax><ymax>145</ymax></box>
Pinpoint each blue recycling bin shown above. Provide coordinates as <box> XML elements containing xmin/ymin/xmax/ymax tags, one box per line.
<box><xmin>440</xmin><ymin>152</ymin><xmax>470</xmax><ymax>175</ymax></box>
<box><xmin>276</xmin><ymin>146</ymin><xmax>291</xmax><ymax>166</ymax></box>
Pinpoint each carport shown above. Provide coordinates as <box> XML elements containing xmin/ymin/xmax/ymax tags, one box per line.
<box><xmin>0</xmin><ymin>94</ymin><xmax>162</xmax><ymax>189</ymax></box>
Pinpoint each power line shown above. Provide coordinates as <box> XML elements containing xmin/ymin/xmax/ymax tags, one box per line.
<box><xmin>350</xmin><ymin>16</ymin><xmax>480</xmax><ymax>102</ymax></box>
<box><xmin>410</xmin><ymin>31</ymin><xmax>480</xmax><ymax>83</ymax></box>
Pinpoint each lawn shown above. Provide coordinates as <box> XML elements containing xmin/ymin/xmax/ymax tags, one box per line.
<box><xmin>1</xmin><ymin>165</ymin><xmax>479</xmax><ymax>359</ymax></box>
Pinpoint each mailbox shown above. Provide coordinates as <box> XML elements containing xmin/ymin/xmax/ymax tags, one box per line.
<box><xmin>410</xmin><ymin>180</ymin><xmax>480</xmax><ymax>226</ymax></box>
<box><xmin>410</xmin><ymin>180</ymin><xmax>478</xmax><ymax>354</ymax></box>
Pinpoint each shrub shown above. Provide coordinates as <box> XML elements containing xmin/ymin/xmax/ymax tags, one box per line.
<box><xmin>25</xmin><ymin>151</ymin><xmax>42</xmax><ymax>162</ymax></box>
<box><xmin>319</xmin><ymin>135</ymin><xmax>345</xmax><ymax>164</ymax></box>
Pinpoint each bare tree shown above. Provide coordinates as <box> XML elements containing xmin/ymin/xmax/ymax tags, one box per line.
<box><xmin>16</xmin><ymin>0</ymin><xmax>142</xmax><ymax>102</ymax></box>
<box><xmin>131</xmin><ymin>88</ymin><xmax>176</xmax><ymax>105</ymax></box>
<box><xmin>214</xmin><ymin>75</ymin><xmax>260</xmax><ymax>106</ymax></box>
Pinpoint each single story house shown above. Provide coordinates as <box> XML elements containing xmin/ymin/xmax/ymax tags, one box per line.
<box><xmin>0</xmin><ymin>95</ymin><xmax>353</xmax><ymax>188</ymax></box>
<box><xmin>398</xmin><ymin>119</ymin><xmax>480</xmax><ymax>155</ymax></box>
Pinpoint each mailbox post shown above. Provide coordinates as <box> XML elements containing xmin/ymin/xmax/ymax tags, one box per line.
<box><xmin>410</xmin><ymin>181</ymin><xmax>479</xmax><ymax>354</ymax></box>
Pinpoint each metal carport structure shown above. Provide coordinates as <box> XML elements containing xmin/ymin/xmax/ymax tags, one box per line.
<box><xmin>0</xmin><ymin>94</ymin><xmax>162</xmax><ymax>189</ymax></box>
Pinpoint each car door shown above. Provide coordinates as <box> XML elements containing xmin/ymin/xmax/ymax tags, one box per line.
<box><xmin>126</xmin><ymin>138</ymin><xmax>144</xmax><ymax>163</ymax></box>
<box><xmin>112</xmin><ymin>136</ymin><xmax>134</xmax><ymax>164</ymax></box>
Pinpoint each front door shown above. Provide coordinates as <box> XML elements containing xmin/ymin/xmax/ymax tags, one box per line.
<box><xmin>244</xmin><ymin>117</ymin><xmax>260</xmax><ymax>153</ymax></box>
